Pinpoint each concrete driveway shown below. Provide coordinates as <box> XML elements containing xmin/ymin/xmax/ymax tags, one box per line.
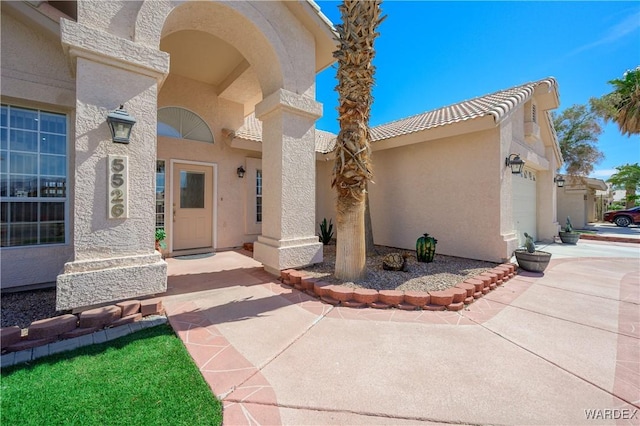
<box><xmin>162</xmin><ymin>242</ymin><xmax>639</xmax><ymax>425</ymax></box>
<box><xmin>585</xmin><ymin>222</ymin><xmax>640</xmax><ymax>237</ymax></box>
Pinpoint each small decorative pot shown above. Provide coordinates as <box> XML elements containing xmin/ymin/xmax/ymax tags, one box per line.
<box><xmin>416</xmin><ymin>233</ymin><xmax>437</xmax><ymax>263</ymax></box>
<box><xmin>559</xmin><ymin>231</ymin><xmax>580</xmax><ymax>244</ymax></box>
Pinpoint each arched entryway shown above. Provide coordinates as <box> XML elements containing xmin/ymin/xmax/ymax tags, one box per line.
<box><xmin>143</xmin><ymin>1</ymin><xmax>325</xmax><ymax>271</ymax></box>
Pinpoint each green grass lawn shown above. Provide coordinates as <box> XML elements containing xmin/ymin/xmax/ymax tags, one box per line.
<box><xmin>1</xmin><ymin>324</ymin><xmax>222</xmax><ymax>426</ymax></box>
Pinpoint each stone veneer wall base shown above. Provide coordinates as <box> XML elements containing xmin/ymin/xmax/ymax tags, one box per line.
<box><xmin>56</xmin><ymin>257</ymin><xmax>167</xmax><ymax>311</ymax></box>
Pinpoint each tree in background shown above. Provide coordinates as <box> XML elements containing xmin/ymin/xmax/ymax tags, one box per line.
<box><xmin>332</xmin><ymin>0</ymin><xmax>384</xmax><ymax>281</ymax></box>
<box><xmin>591</xmin><ymin>67</ymin><xmax>640</xmax><ymax>137</ymax></box>
<box><xmin>552</xmin><ymin>104</ymin><xmax>604</xmax><ymax>176</ymax></box>
<box><xmin>607</xmin><ymin>163</ymin><xmax>640</xmax><ymax>208</ymax></box>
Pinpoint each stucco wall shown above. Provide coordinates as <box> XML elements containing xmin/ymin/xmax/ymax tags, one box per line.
<box><xmin>1</xmin><ymin>11</ymin><xmax>75</xmax><ymax>289</ymax></box>
<box><xmin>315</xmin><ymin>157</ymin><xmax>336</xmax><ymax>231</ymax></box>
<box><xmin>77</xmin><ymin>0</ymin><xmax>141</xmax><ymax>41</ymax></box>
<box><xmin>557</xmin><ymin>188</ymin><xmax>587</xmax><ymax>229</ymax></box>
<box><xmin>367</xmin><ymin>128</ymin><xmax>504</xmax><ymax>262</ymax></box>
<box><xmin>0</xmin><ymin>12</ymin><xmax>75</xmax><ymax>108</ymax></box>
<box><xmin>157</xmin><ymin>74</ymin><xmax>262</xmax><ymax>251</ymax></box>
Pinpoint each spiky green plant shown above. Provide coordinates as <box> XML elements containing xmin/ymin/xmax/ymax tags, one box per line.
<box><xmin>318</xmin><ymin>218</ymin><xmax>334</xmax><ymax>245</ymax></box>
<box><xmin>564</xmin><ymin>217</ymin><xmax>574</xmax><ymax>233</ymax></box>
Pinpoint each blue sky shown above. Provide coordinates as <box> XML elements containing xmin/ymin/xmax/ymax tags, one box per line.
<box><xmin>314</xmin><ymin>1</ymin><xmax>640</xmax><ymax>180</ymax></box>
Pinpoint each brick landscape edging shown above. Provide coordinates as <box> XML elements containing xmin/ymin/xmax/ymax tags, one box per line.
<box><xmin>0</xmin><ymin>316</ymin><xmax>167</xmax><ymax>369</ymax></box>
<box><xmin>577</xmin><ymin>234</ymin><xmax>640</xmax><ymax>244</ymax></box>
<box><xmin>280</xmin><ymin>263</ymin><xmax>518</xmax><ymax>311</ymax></box>
<box><xmin>0</xmin><ymin>299</ymin><xmax>165</xmax><ymax>358</ymax></box>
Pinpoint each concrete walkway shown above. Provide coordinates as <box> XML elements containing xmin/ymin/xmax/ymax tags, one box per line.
<box><xmin>162</xmin><ymin>244</ymin><xmax>640</xmax><ymax>425</ymax></box>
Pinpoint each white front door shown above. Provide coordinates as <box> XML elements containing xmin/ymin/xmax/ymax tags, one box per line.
<box><xmin>172</xmin><ymin>162</ymin><xmax>214</xmax><ymax>251</ymax></box>
<box><xmin>512</xmin><ymin>168</ymin><xmax>537</xmax><ymax>246</ymax></box>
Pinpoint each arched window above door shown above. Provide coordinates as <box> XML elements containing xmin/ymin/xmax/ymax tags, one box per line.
<box><xmin>157</xmin><ymin>107</ymin><xmax>214</xmax><ymax>143</ymax></box>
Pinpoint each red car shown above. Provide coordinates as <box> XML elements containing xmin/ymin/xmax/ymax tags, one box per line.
<box><xmin>603</xmin><ymin>206</ymin><xmax>640</xmax><ymax>227</ymax></box>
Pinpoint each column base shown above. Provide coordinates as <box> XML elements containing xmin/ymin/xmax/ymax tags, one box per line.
<box><xmin>254</xmin><ymin>236</ymin><xmax>323</xmax><ymax>274</ymax></box>
<box><xmin>56</xmin><ymin>253</ymin><xmax>167</xmax><ymax>310</ymax></box>
<box><xmin>501</xmin><ymin>232</ymin><xmax>520</xmax><ymax>263</ymax></box>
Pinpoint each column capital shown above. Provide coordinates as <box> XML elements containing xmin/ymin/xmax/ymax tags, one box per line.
<box><xmin>60</xmin><ymin>19</ymin><xmax>169</xmax><ymax>84</ymax></box>
<box><xmin>256</xmin><ymin>88</ymin><xmax>322</xmax><ymax>121</ymax></box>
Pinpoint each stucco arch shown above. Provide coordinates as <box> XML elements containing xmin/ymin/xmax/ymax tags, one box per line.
<box><xmin>133</xmin><ymin>0</ymin><xmax>295</xmax><ymax>97</ymax></box>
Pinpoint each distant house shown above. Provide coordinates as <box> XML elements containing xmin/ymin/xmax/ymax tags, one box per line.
<box><xmin>557</xmin><ymin>176</ymin><xmax>608</xmax><ymax>228</ymax></box>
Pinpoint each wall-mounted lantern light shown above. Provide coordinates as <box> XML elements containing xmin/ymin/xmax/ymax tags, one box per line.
<box><xmin>554</xmin><ymin>175</ymin><xmax>566</xmax><ymax>188</ymax></box>
<box><xmin>106</xmin><ymin>105</ymin><xmax>136</xmax><ymax>144</ymax></box>
<box><xmin>236</xmin><ymin>165</ymin><xmax>246</xmax><ymax>178</ymax></box>
<box><xmin>505</xmin><ymin>153</ymin><xmax>525</xmax><ymax>174</ymax></box>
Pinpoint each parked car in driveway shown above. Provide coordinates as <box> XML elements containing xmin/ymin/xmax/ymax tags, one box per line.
<box><xmin>603</xmin><ymin>206</ymin><xmax>640</xmax><ymax>227</ymax></box>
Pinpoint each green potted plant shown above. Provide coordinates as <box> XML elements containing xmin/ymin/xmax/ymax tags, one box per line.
<box><xmin>558</xmin><ymin>216</ymin><xmax>580</xmax><ymax>244</ymax></box>
<box><xmin>514</xmin><ymin>232</ymin><xmax>552</xmax><ymax>273</ymax></box>
<box><xmin>155</xmin><ymin>228</ymin><xmax>167</xmax><ymax>252</ymax></box>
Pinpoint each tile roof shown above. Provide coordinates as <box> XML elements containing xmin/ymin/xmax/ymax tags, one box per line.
<box><xmin>233</xmin><ymin>113</ymin><xmax>262</xmax><ymax>142</ymax></box>
<box><xmin>233</xmin><ymin>77</ymin><xmax>557</xmax><ymax>152</ymax></box>
<box><xmin>370</xmin><ymin>78</ymin><xmax>557</xmax><ymax>142</ymax></box>
<box><xmin>315</xmin><ymin>129</ymin><xmax>337</xmax><ymax>154</ymax></box>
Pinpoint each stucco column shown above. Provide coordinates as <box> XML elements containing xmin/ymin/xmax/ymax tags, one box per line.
<box><xmin>56</xmin><ymin>20</ymin><xmax>170</xmax><ymax>310</ymax></box>
<box><xmin>253</xmin><ymin>89</ymin><xmax>323</xmax><ymax>274</ymax></box>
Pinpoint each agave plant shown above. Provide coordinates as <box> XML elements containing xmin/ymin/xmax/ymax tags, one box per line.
<box><xmin>318</xmin><ymin>218</ymin><xmax>334</xmax><ymax>245</ymax></box>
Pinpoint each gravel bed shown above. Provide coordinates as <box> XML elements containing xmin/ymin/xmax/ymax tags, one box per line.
<box><xmin>1</xmin><ymin>288</ymin><xmax>60</xmax><ymax>329</ymax></box>
<box><xmin>300</xmin><ymin>245</ymin><xmax>498</xmax><ymax>292</ymax></box>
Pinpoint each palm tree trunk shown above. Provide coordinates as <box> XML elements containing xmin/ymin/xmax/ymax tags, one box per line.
<box><xmin>332</xmin><ymin>0</ymin><xmax>384</xmax><ymax>281</ymax></box>
<box><xmin>364</xmin><ymin>185</ymin><xmax>376</xmax><ymax>255</ymax></box>
<box><xmin>336</xmin><ymin>197</ymin><xmax>366</xmax><ymax>279</ymax></box>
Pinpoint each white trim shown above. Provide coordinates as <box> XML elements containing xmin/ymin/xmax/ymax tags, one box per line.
<box><xmin>168</xmin><ymin>159</ymin><xmax>218</xmax><ymax>254</ymax></box>
<box><xmin>244</xmin><ymin>157</ymin><xmax>262</xmax><ymax>235</ymax></box>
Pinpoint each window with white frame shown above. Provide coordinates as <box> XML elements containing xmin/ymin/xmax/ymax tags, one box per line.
<box><xmin>256</xmin><ymin>169</ymin><xmax>262</xmax><ymax>223</ymax></box>
<box><xmin>1</xmin><ymin>105</ymin><xmax>67</xmax><ymax>247</ymax></box>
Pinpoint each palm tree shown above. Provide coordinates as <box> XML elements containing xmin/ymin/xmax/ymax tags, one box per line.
<box><xmin>591</xmin><ymin>67</ymin><xmax>640</xmax><ymax>137</ymax></box>
<box><xmin>608</xmin><ymin>163</ymin><xmax>640</xmax><ymax>209</ymax></box>
<box><xmin>332</xmin><ymin>0</ymin><xmax>384</xmax><ymax>281</ymax></box>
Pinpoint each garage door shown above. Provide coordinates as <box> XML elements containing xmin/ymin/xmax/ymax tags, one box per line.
<box><xmin>512</xmin><ymin>168</ymin><xmax>537</xmax><ymax>246</ymax></box>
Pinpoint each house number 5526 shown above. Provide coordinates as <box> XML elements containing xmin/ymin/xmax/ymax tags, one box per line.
<box><xmin>108</xmin><ymin>155</ymin><xmax>128</xmax><ymax>219</ymax></box>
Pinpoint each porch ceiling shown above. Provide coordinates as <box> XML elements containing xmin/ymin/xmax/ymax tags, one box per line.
<box><xmin>160</xmin><ymin>30</ymin><xmax>261</xmax><ymax>108</ymax></box>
